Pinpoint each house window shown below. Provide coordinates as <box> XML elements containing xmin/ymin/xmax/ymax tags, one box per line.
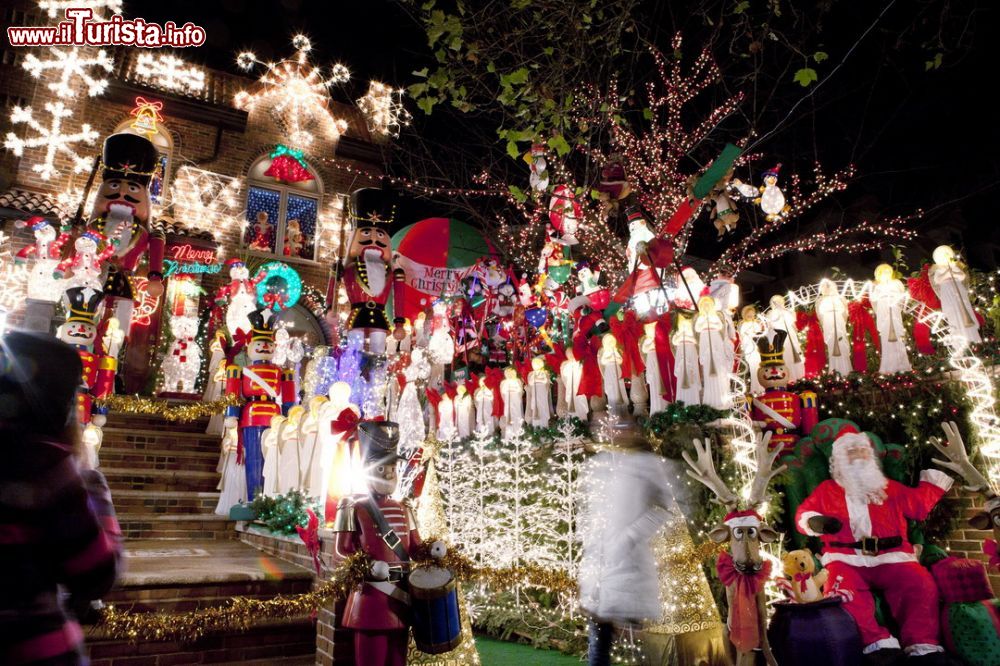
<box><xmin>243</xmin><ymin>154</ymin><xmax>322</xmax><ymax>261</ymax></box>
<box><xmin>113</xmin><ymin>119</ymin><xmax>173</xmax><ymax>204</ymax></box>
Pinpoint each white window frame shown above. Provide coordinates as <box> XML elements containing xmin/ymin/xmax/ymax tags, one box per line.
<box><xmin>244</xmin><ymin>154</ymin><xmax>324</xmax><ymax>264</ymax></box>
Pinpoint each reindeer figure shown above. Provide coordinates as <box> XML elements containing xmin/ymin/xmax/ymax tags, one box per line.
<box><xmin>683</xmin><ymin>431</ymin><xmax>786</xmax><ymax>666</ymax></box>
<box><xmin>932</xmin><ymin>421</ymin><xmax>1000</xmax><ymax>566</ymax></box>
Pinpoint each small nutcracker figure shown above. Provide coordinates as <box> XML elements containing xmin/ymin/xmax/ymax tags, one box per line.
<box><xmin>55</xmin><ymin>287</ymin><xmax>117</xmax><ymax>427</ymax></box>
<box><xmin>88</xmin><ymin>132</ymin><xmax>165</xmax><ymax>334</ymax></box>
<box><xmin>332</xmin><ymin>421</ymin><xmax>446</xmax><ymax>666</ymax></box>
<box><xmin>750</xmin><ymin>330</ymin><xmax>818</xmax><ymax>454</ymax></box>
<box><xmin>328</xmin><ymin>187</ymin><xmax>405</xmax><ymax>355</ymax></box>
<box><xmin>223</xmin><ymin>308</ymin><xmax>297</xmax><ymax>500</ymax></box>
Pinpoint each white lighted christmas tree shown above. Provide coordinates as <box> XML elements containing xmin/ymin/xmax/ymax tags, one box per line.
<box><xmin>22</xmin><ymin>47</ymin><xmax>114</xmax><ymax>99</ymax></box>
<box><xmin>4</xmin><ymin>102</ymin><xmax>98</xmax><ymax>180</ymax></box>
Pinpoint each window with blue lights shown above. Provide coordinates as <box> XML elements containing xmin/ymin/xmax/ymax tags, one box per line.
<box><xmin>245</xmin><ymin>154</ymin><xmax>323</xmax><ymax>261</ymax></box>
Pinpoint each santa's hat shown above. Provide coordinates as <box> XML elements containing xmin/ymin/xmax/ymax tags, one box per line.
<box><xmin>724</xmin><ymin>509</ymin><xmax>763</xmax><ymax>528</ymax></box>
<box><xmin>832</xmin><ymin>431</ymin><xmax>869</xmax><ymax>455</ymax></box>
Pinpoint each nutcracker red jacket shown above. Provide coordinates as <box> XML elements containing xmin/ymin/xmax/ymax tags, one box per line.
<box><xmin>0</xmin><ymin>434</ymin><xmax>123</xmax><ymax>665</ymax></box>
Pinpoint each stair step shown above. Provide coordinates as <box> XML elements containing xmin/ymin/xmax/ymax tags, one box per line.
<box><xmin>103</xmin><ymin>577</ymin><xmax>314</xmax><ymax>612</ymax></box>
<box><xmin>101</xmin><ymin>428</ymin><xmax>223</xmax><ymax>454</ymax></box>
<box><xmin>103</xmin><ymin>411</ymin><xmax>212</xmax><ymax>433</ymax></box>
<box><xmin>112</xmin><ymin>490</ymin><xmax>222</xmax><ymax>515</ymax></box>
<box><xmin>100</xmin><ymin>447</ymin><xmax>221</xmax><ymax>473</ymax></box>
<box><xmin>103</xmin><ymin>467</ymin><xmax>222</xmax><ymax>493</ymax></box>
<box><xmin>87</xmin><ymin>617</ymin><xmax>317</xmax><ymax>665</ymax></box>
<box><xmin>118</xmin><ymin>513</ymin><xmax>235</xmax><ymax>540</ymax></box>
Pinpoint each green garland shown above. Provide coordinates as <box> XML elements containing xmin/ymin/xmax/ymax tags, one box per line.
<box><xmin>638</xmin><ymin>402</ymin><xmax>728</xmax><ymax>459</ymax></box>
<box><xmin>248</xmin><ymin>490</ymin><xmax>320</xmax><ymax>536</ymax></box>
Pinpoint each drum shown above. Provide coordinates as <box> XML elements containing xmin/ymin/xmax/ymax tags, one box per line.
<box><xmin>409</xmin><ymin>565</ymin><xmax>462</xmax><ymax>654</ymax></box>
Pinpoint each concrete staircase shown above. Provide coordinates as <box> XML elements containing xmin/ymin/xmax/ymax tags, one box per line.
<box><xmin>86</xmin><ymin>411</ymin><xmax>319</xmax><ymax>666</ymax></box>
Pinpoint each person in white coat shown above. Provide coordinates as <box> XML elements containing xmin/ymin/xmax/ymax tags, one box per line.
<box><xmin>578</xmin><ymin>420</ymin><xmax>676</xmax><ymax>666</ymax></box>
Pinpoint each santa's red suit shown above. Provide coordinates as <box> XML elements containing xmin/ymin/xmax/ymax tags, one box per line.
<box><xmin>795</xmin><ymin>468</ymin><xmax>953</xmax><ymax>652</ymax></box>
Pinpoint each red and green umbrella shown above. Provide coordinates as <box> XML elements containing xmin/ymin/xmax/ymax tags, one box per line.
<box><xmin>391</xmin><ymin>217</ymin><xmax>495</xmax><ymax>321</ymax></box>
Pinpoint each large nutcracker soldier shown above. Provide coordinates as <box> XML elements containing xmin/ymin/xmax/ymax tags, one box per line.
<box><xmin>223</xmin><ymin>308</ymin><xmax>297</xmax><ymax>500</ymax></box>
<box><xmin>55</xmin><ymin>287</ymin><xmax>117</xmax><ymax>427</ymax></box>
<box><xmin>751</xmin><ymin>329</ymin><xmax>818</xmax><ymax>454</ymax></box>
<box><xmin>88</xmin><ymin>132</ymin><xmax>165</xmax><ymax>333</ymax></box>
<box><xmin>328</xmin><ymin>187</ymin><xmax>405</xmax><ymax>355</ymax></box>
<box><xmin>333</xmin><ymin>420</ymin><xmax>445</xmax><ymax>666</ymax></box>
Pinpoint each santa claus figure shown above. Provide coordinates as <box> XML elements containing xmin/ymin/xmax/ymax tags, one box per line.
<box><xmin>329</xmin><ymin>187</ymin><xmax>405</xmax><ymax>355</ymax></box>
<box><xmin>88</xmin><ymin>132</ymin><xmax>165</xmax><ymax>334</ymax></box>
<box><xmin>332</xmin><ymin>421</ymin><xmax>446</xmax><ymax>666</ymax></box>
<box><xmin>795</xmin><ymin>429</ymin><xmax>954</xmax><ymax>664</ymax></box>
<box><xmin>56</xmin><ymin>286</ymin><xmax>117</xmax><ymax>428</ymax></box>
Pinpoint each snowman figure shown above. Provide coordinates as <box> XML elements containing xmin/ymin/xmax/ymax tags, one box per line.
<box><xmin>55</xmin><ymin>229</ymin><xmax>116</xmax><ymax>292</ymax></box>
<box><xmin>757</xmin><ymin>164</ymin><xmax>788</xmax><ymax>221</ymax></box>
<box><xmin>161</xmin><ymin>315</ymin><xmax>202</xmax><ymax>394</ymax></box>
<box><xmin>528</xmin><ymin>143</ymin><xmax>549</xmax><ymax>192</ymax></box>
<box><xmin>215</xmin><ymin>258</ymin><xmax>267</xmax><ymax>338</ymax></box>
<box><xmin>15</xmin><ymin>216</ymin><xmax>70</xmax><ymax>302</ymax></box>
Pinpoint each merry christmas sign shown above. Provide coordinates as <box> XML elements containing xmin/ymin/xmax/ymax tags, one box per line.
<box><xmin>391</xmin><ymin>217</ymin><xmax>494</xmax><ymax>321</ymax></box>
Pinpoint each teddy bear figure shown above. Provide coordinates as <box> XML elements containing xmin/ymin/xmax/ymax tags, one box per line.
<box><xmin>782</xmin><ymin>548</ymin><xmax>829</xmax><ymax>604</ymax></box>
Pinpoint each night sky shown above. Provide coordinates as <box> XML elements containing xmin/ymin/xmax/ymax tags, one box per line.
<box><xmin>132</xmin><ymin>1</ymin><xmax>1000</xmax><ymax>289</ymax></box>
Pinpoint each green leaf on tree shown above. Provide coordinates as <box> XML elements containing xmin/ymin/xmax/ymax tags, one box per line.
<box><xmin>506</xmin><ymin>140</ymin><xmax>520</xmax><ymax>159</ymax></box>
<box><xmin>733</xmin><ymin>0</ymin><xmax>750</xmax><ymax>13</ymax></box>
<box><xmin>508</xmin><ymin>184</ymin><xmax>527</xmax><ymax>203</ymax></box>
<box><xmin>417</xmin><ymin>96</ymin><xmax>438</xmax><ymax>115</ymax></box>
<box><xmin>925</xmin><ymin>53</ymin><xmax>943</xmax><ymax>71</ymax></box>
<box><xmin>793</xmin><ymin>67</ymin><xmax>818</xmax><ymax>86</ymax></box>
<box><xmin>642</xmin><ymin>107</ymin><xmax>653</xmax><ymax>120</ymax></box>
<box><xmin>412</xmin><ymin>68</ymin><xmax>429</xmax><ymax>78</ymax></box>
<box><xmin>813</xmin><ymin>51</ymin><xmax>829</xmax><ymax>63</ymax></box>
<box><xmin>549</xmin><ymin>133</ymin><xmax>571</xmax><ymax>157</ymax></box>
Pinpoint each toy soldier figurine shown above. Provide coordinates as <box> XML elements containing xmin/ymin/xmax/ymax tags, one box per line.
<box><xmin>328</xmin><ymin>187</ymin><xmax>406</xmax><ymax>355</ymax></box>
<box><xmin>88</xmin><ymin>132</ymin><xmax>165</xmax><ymax>333</ymax></box>
<box><xmin>751</xmin><ymin>329</ymin><xmax>818</xmax><ymax>454</ymax></box>
<box><xmin>223</xmin><ymin>308</ymin><xmax>297</xmax><ymax>500</ymax></box>
<box><xmin>333</xmin><ymin>421</ymin><xmax>442</xmax><ymax>666</ymax></box>
<box><xmin>55</xmin><ymin>286</ymin><xmax>118</xmax><ymax>428</ymax></box>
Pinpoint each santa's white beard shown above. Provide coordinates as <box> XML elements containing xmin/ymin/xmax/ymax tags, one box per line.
<box><xmin>364</xmin><ymin>250</ymin><xmax>387</xmax><ymax>294</ymax></box>
<box><xmin>834</xmin><ymin>458</ymin><xmax>888</xmax><ymax>505</ymax></box>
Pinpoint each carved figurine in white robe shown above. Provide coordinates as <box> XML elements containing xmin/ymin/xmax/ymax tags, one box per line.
<box><xmin>474</xmin><ymin>376</ymin><xmax>496</xmax><ymax>433</ymax></box>
<box><xmin>385</xmin><ymin>320</ymin><xmax>413</xmax><ymax>356</ymax></box>
<box><xmin>694</xmin><ymin>296</ymin><xmax>732</xmax><ymax>409</ymax></box>
<box><xmin>204</xmin><ymin>333</ymin><xmax>227</xmax><ymax>436</ymax></box>
<box><xmin>499</xmin><ymin>367</ymin><xmax>525</xmax><ymax>435</ymax></box>
<box><xmin>437</xmin><ymin>392</ymin><xmax>456</xmax><ymax>441</ymax></box>
<box><xmin>628</xmin><ymin>357</ymin><xmax>648</xmax><ymax>418</ymax></box>
<box><xmin>215</xmin><ymin>427</ymin><xmax>246</xmax><ymax>515</ymax></box>
<box><xmin>598</xmin><ymin>333</ymin><xmax>629</xmax><ymax>416</ymax></box>
<box><xmin>766</xmin><ymin>294</ymin><xmax>805</xmax><ymax>382</ymax></box>
<box><xmin>413</xmin><ymin>312</ymin><xmax>430</xmax><ymax>348</ymax></box>
<box><xmin>454</xmin><ymin>384</ymin><xmax>475</xmax><ymax>438</ymax></box>
<box><xmin>640</xmin><ymin>321</ymin><xmax>667</xmax><ymax>415</ymax></box>
<box><xmin>397</xmin><ymin>349</ymin><xmax>429</xmax><ymax>455</ymax></box>
<box><xmin>525</xmin><ymin>357</ymin><xmax>553</xmax><ymax>427</ymax></box>
<box><xmin>738</xmin><ymin>305</ymin><xmax>766</xmax><ymax>394</ymax></box>
<box><xmin>559</xmin><ymin>348</ymin><xmax>589</xmax><ymax>421</ymax></box>
<box><xmin>298</xmin><ymin>396</ymin><xmax>327</xmax><ymax>496</ymax></box>
<box><xmin>816</xmin><ymin>279</ymin><xmax>851</xmax><ymax>375</ymax></box>
<box><xmin>427</xmin><ymin>313</ymin><xmax>455</xmax><ymax>390</ymax></box>
<box><xmin>871</xmin><ymin>264</ymin><xmax>912</xmax><ymax>374</ymax></box>
<box><xmin>277</xmin><ymin>406</ymin><xmax>304</xmax><ymax>494</ymax></box>
<box><xmin>261</xmin><ymin>415</ymin><xmax>285</xmax><ymax>497</ymax></box>
<box><xmin>672</xmin><ymin>316</ymin><xmax>700</xmax><ymax>405</ymax></box>
<box><xmin>318</xmin><ymin>382</ymin><xmax>359</xmax><ymax>511</ymax></box>
<box><xmin>929</xmin><ymin>245</ymin><xmax>981</xmax><ymax>344</ymax></box>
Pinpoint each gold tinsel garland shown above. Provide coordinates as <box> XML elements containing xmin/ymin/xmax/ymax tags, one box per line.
<box><xmin>96</xmin><ymin>544</ymin><xmax>581</xmax><ymax>643</ymax></box>
<box><xmin>95</xmin><ymin>394</ymin><xmax>243</xmax><ymax>423</ymax></box>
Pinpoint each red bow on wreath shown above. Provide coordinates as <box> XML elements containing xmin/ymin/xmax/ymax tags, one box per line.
<box><xmin>262</xmin><ymin>291</ymin><xmax>287</xmax><ymax>310</ymax></box>
<box><xmin>331</xmin><ymin>408</ymin><xmax>360</xmax><ymax>438</ymax></box>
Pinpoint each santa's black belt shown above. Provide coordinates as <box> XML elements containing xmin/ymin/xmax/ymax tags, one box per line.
<box><xmin>830</xmin><ymin>536</ymin><xmax>902</xmax><ymax>554</ymax></box>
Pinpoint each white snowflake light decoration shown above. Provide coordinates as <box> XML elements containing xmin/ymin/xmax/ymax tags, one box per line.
<box><xmin>233</xmin><ymin>36</ymin><xmax>349</xmax><ymax>147</ymax></box>
<box><xmin>133</xmin><ymin>53</ymin><xmax>206</xmax><ymax>95</ymax></box>
<box><xmin>22</xmin><ymin>47</ymin><xmax>114</xmax><ymax>99</ymax></box>
<box><xmin>37</xmin><ymin>0</ymin><xmax>122</xmax><ymax>19</ymax></box>
<box><xmin>5</xmin><ymin>102</ymin><xmax>98</xmax><ymax>180</ymax></box>
<box><xmin>169</xmin><ymin>166</ymin><xmax>244</xmax><ymax>239</ymax></box>
<box><xmin>357</xmin><ymin>81</ymin><xmax>411</xmax><ymax>140</ymax></box>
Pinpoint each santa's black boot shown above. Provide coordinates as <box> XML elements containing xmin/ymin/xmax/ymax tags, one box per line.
<box><xmin>863</xmin><ymin>648</ymin><xmax>904</xmax><ymax>666</ymax></box>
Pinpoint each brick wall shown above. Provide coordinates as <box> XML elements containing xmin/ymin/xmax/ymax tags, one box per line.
<box><xmin>940</xmin><ymin>487</ymin><xmax>1000</xmax><ymax>595</ymax></box>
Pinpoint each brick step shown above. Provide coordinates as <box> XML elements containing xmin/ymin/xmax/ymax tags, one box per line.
<box><xmin>101</xmin><ymin>428</ymin><xmax>224</xmax><ymax>454</ymax></box>
<box><xmin>100</xmin><ymin>447</ymin><xmax>221</xmax><ymax>474</ymax></box>
<box><xmin>103</xmin><ymin>467</ymin><xmax>222</xmax><ymax>493</ymax></box>
<box><xmin>118</xmin><ymin>513</ymin><xmax>236</xmax><ymax>541</ymax></box>
<box><xmin>103</xmin><ymin>411</ymin><xmax>212</xmax><ymax>434</ymax></box>
<box><xmin>87</xmin><ymin>617</ymin><xmax>317</xmax><ymax>666</ymax></box>
<box><xmin>112</xmin><ymin>490</ymin><xmax>222</xmax><ymax>516</ymax></box>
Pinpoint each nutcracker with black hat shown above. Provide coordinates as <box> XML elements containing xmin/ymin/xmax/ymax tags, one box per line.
<box><xmin>87</xmin><ymin>132</ymin><xmax>165</xmax><ymax>335</ymax></box>
<box><xmin>750</xmin><ymin>329</ymin><xmax>818</xmax><ymax>454</ymax></box>
<box><xmin>327</xmin><ymin>185</ymin><xmax>406</xmax><ymax>355</ymax></box>
<box><xmin>332</xmin><ymin>420</ymin><xmax>453</xmax><ymax>665</ymax></box>
<box><xmin>55</xmin><ymin>286</ymin><xmax>117</xmax><ymax>428</ymax></box>
<box><xmin>222</xmin><ymin>308</ymin><xmax>297</xmax><ymax>500</ymax></box>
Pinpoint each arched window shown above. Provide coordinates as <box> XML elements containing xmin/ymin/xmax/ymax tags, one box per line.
<box><xmin>112</xmin><ymin>119</ymin><xmax>173</xmax><ymax>205</ymax></box>
<box><xmin>244</xmin><ymin>153</ymin><xmax>323</xmax><ymax>261</ymax></box>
